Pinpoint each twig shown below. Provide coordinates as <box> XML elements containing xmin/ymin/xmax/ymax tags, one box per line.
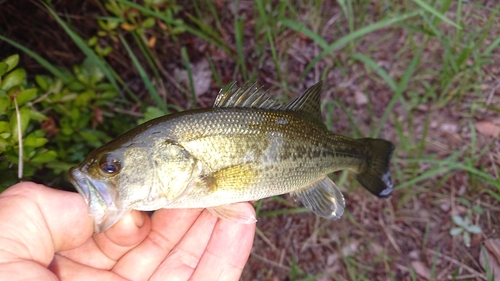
<box><xmin>426</xmin><ymin>249</ymin><xmax>487</xmax><ymax>280</ymax></box>
<box><xmin>250</xmin><ymin>252</ymin><xmax>290</xmax><ymax>271</ymax></box>
<box><xmin>255</xmin><ymin>227</ymin><xmax>279</xmax><ymax>252</ymax></box>
<box><xmin>14</xmin><ymin>97</ymin><xmax>23</xmax><ymax>179</ymax></box>
<box><xmin>379</xmin><ymin>212</ymin><xmax>402</xmax><ymax>254</ymax></box>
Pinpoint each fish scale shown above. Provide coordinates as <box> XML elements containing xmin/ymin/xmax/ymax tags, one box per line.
<box><xmin>169</xmin><ymin>109</ymin><xmax>364</xmax><ymax>205</ymax></box>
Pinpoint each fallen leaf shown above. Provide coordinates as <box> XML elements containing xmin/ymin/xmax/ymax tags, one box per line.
<box><xmin>479</xmin><ymin>239</ymin><xmax>500</xmax><ymax>279</ymax></box>
<box><xmin>341</xmin><ymin>241</ymin><xmax>358</xmax><ymax>256</ymax></box>
<box><xmin>174</xmin><ymin>59</ymin><xmax>212</xmax><ymax>98</ymax></box>
<box><xmin>408</xmin><ymin>250</ymin><xmax>420</xmax><ymax>260</ymax></box>
<box><xmin>475</xmin><ymin>121</ymin><xmax>500</xmax><ymax>137</ymax></box>
<box><xmin>316</xmin><ymin>275</ymin><xmax>333</xmax><ymax>281</ymax></box>
<box><xmin>441</xmin><ymin>123</ymin><xmax>458</xmax><ymax>133</ymax></box>
<box><xmin>326</xmin><ymin>253</ymin><xmax>338</xmax><ymax>266</ymax></box>
<box><xmin>354</xmin><ymin>91</ymin><xmax>368</xmax><ymax>106</ymax></box>
<box><xmin>411</xmin><ymin>261</ymin><xmax>430</xmax><ymax>280</ymax></box>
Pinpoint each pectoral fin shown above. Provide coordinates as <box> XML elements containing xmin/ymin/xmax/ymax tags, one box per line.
<box><xmin>291</xmin><ymin>177</ymin><xmax>345</xmax><ymax>219</ymax></box>
<box><xmin>208</xmin><ymin>205</ymin><xmax>257</xmax><ymax>224</ymax></box>
<box><xmin>203</xmin><ymin>164</ymin><xmax>259</xmax><ymax>192</ymax></box>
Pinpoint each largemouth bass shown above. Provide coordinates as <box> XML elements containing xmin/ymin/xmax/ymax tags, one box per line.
<box><xmin>68</xmin><ymin>82</ymin><xmax>395</xmax><ymax>232</ymax></box>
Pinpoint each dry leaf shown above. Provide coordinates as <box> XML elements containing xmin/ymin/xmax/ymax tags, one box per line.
<box><xmin>354</xmin><ymin>91</ymin><xmax>368</xmax><ymax>106</ymax></box>
<box><xmin>341</xmin><ymin>241</ymin><xmax>358</xmax><ymax>256</ymax></box>
<box><xmin>410</xmin><ymin>261</ymin><xmax>430</xmax><ymax>280</ymax></box>
<box><xmin>475</xmin><ymin>121</ymin><xmax>500</xmax><ymax>137</ymax></box>
<box><xmin>479</xmin><ymin>239</ymin><xmax>500</xmax><ymax>279</ymax></box>
<box><xmin>441</xmin><ymin>123</ymin><xmax>458</xmax><ymax>133</ymax></box>
<box><xmin>316</xmin><ymin>275</ymin><xmax>333</xmax><ymax>281</ymax></box>
<box><xmin>174</xmin><ymin>59</ymin><xmax>212</xmax><ymax>97</ymax></box>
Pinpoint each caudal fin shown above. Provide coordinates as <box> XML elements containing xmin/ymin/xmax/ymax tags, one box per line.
<box><xmin>355</xmin><ymin>138</ymin><xmax>395</xmax><ymax>198</ymax></box>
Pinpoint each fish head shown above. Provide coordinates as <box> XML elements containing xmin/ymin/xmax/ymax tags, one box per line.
<box><xmin>68</xmin><ymin>145</ymin><xmax>138</xmax><ymax>232</ymax></box>
<box><xmin>68</xmin><ymin>137</ymin><xmax>199</xmax><ymax>232</ymax></box>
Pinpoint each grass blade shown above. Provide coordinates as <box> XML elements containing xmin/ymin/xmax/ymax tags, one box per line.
<box><xmin>484</xmin><ymin>36</ymin><xmax>500</xmax><ymax>56</ymax></box>
<box><xmin>234</xmin><ymin>3</ymin><xmax>248</xmax><ymax>80</ymax></box>
<box><xmin>43</xmin><ymin>4</ymin><xmax>121</xmax><ymax>95</ymax></box>
<box><xmin>350</xmin><ymin>53</ymin><xmax>397</xmax><ymax>91</ymax></box>
<box><xmin>412</xmin><ymin>0</ymin><xmax>461</xmax><ymax>29</ymax></box>
<box><xmin>181</xmin><ymin>47</ymin><xmax>197</xmax><ymax>108</ymax></box>
<box><xmin>373</xmin><ymin>39</ymin><xmax>425</xmax><ymax>137</ymax></box>
<box><xmin>289</xmin><ymin>10</ymin><xmax>422</xmax><ymax>80</ymax></box>
<box><xmin>0</xmin><ymin>35</ymin><xmax>72</xmax><ymax>83</ymax></box>
<box><xmin>119</xmin><ymin>35</ymin><xmax>168</xmax><ymax>113</ymax></box>
<box><xmin>279</xmin><ymin>18</ymin><xmax>328</xmax><ymax>49</ymax></box>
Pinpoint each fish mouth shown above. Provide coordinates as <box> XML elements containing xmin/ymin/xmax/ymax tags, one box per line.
<box><xmin>68</xmin><ymin>167</ymin><xmax>122</xmax><ymax>232</ymax></box>
<box><xmin>68</xmin><ymin>167</ymin><xmax>115</xmax><ymax>208</ymax></box>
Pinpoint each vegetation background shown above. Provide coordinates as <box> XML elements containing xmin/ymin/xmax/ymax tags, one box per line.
<box><xmin>1</xmin><ymin>0</ymin><xmax>499</xmax><ymax>280</ymax></box>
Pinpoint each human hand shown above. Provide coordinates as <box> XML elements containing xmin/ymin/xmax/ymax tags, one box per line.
<box><xmin>0</xmin><ymin>182</ymin><xmax>256</xmax><ymax>281</ymax></box>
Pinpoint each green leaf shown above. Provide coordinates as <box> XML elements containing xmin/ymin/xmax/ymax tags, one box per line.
<box><xmin>0</xmin><ymin>93</ymin><xmax>10</xmax><ymax>115</ymax></box>
<box><xmin>88</xmin><ymin>36</ymin><xmax>98</xmax><ymax>46</ymax></box>
<box><xmin>30</xmin><ymin>150</ymin><xmax>57</xmax><ymax>163</ymax></box>
<box><xmin>0</xmin><ymin>135</ymin><xmax>8</xmax><ymax>151</ymax></box>
<box><xmin>0</xmin><ymin>121</ymin><xmax>9</xmax><ymax>133</ymax></box>
<box><xmin>24</xmin><ymin>133</ymin><xmax>48</xmax><ymax>147</ymax></box>
<box><xmin>15</xmin><ymin>88</ymin><xmax>37</xmax><ymax>106</ymax></box>
<box><xmin>451</xmin><ymin>215</ymin><xmax>466</xmax><ymax>227</ymax></box>
<box><xmin>83</xmin><ymin>58</ymin><xmax>105</xmax><ymax>85</ymax></box>
<box><xmin>463</xmin><ymin>231</ymin><xmax>471</xmax><ymax>247</ymax></box>
<box><xmin>450</xmin><ymin>227</ymin><xmax>463</xmax><ymax>236</ymax></box>
<box><xmin>142</xmin><ymin>17</ymin><xmax>156</xmax><ymax>29</ymax></box>
<box><xmin>79</xmin><ymin>130</ymin><xmax>104</xmax><ymax>146</ymax></box>
<box><xmin>9</xmin><ymin>106</ymin><xmax>30</xmax><ymax>138</ymax></box>
<box><xmin>99</xmin><ymin>90</ymin><xmax>118</xmax><ymax>99</ymax></box>
<box><xmin>29</xmin><ymin>110</ymin><xmax>48</xmax><ymax>121</ymax></box>
<box><xmin>107</xmin><ymin>19</ymin><xmax>119</xmax><ymax>30</ymax></box>
<box><xmin>466</xmin><ymin>225</ymin><xmax>482</xmax><ymax>234</ymax></box>
<box><xmin>35</xmin><ymin>75</ymin><xmax>49</xmax><ymax>90</ymax></box>
<box><xmin>472</xmin><ymin>205</ymin><xmax>484</xmax><ymax>215</ymax></box>
<box><xmin>66</xmin><ymin>80</ymin><xmax>86</xmax><ymax>91</ymax></box>
<box><xmin>458</xmin><ymin>197</ymin><xmax>470</xmax><ymax>207</ymax></box>
<box><xmin>1</xmin><ymin>68</ymin><xmax>26</xmax><ymax>90</ymax></box>
<box><xmin>3</xmin><ymin>54</ymin><xmax>19</xmax><ymax>72</ymax></box>
<box><xmin>0</xmin><ymin>62</ymin><xmax>8</xmax><ymax>77</ymax></box>
<box><xmin>138</xmin><ymin>106</ymin><xmax>164</xmax><ymax>124</ymax></box>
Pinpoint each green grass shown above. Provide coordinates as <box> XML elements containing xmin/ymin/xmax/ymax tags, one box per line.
<box><xmin>2</xmin><ymin>0</ymin><xmax>500</xmax><ymax>279</ymax></box>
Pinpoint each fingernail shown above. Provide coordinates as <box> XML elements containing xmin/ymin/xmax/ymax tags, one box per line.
<box><xmin>132</xmin><ymin>211</ymin><xmax>145</xmax><ymax>228</ymax></box>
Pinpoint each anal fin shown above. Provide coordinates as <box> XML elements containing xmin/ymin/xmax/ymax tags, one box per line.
<box><xmin>291</xmin><ymin>177</ymin><xmax>345</xmax><ymax>219</ymax></box>
<box><xmin>208</xmin><ymin>204</ymin><xmax>257</xmax><ymax>224</ymax></box>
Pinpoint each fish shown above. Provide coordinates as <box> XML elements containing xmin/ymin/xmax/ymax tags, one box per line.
<box><xmin>68</xmin><ymin>81</ymin><xmax>395</xmax><ymax>232</ymax></box>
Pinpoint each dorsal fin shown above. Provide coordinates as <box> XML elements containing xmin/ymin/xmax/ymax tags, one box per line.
<box><xmin>213</xmin><ymin>83</ymin><xmax>284</xmax><ymax>109</ymax></box>
<box><xmin>285</xmin><ymin>81</ymin><xmax>323</xmax><ymax>120</ymax></box>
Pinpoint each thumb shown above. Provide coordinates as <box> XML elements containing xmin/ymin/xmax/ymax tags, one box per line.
<box><xmin>0</xmin><ymin>182</ymin><xmax>94</xmax><ymax>269</ymax></box>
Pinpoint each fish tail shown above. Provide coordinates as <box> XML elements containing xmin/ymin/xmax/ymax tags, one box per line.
<box><xmin>355</xmin><ymin>138</ymin><xmax>395</xmax><ymax>197</ymax></box>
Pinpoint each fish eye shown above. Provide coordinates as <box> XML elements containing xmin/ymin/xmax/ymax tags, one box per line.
<box><xmin>99</xmin><ymin>154</ymin><xmax>121</xmax><ymax>176</ymax></box>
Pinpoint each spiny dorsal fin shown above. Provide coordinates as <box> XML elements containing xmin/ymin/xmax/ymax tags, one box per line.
<box><xmin>285</xmin><ymin>81</ymin><xmax>323</xmax><ymax>120</ymax></box>
<box><xmin>213</xmin><ymin>83</ymin><xmax>284</xmax><ymax>109</ymax></box>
